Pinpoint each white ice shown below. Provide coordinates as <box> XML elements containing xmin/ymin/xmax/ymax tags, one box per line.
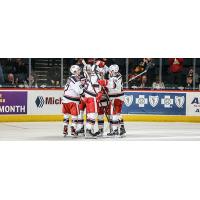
<box><xmin>0</xmin><ymin>121</ymin><xmax>200</xmax><ymax>140</ymax></box>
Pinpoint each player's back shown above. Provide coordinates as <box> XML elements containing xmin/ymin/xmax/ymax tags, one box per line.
<box><xmin>85</xmin><ymin>73</ymin><xmax>101</xmax><ymax>97</ymax></box>
<box><xmin>63</xmin><ymin>75</ymin><xmax>83</xmax><ymax>102</ymax></box>
<box><xmin>108</xmin><ymin>72</ymin><xmax>123</xmax><ymax>95</ymax></box>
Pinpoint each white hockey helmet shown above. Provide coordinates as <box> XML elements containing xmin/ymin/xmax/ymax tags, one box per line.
<box><xmin>109</xmin><ymin>64</ymin><xmax>119</xmax><ymax>74</ymax></box>
<box><xmin>70</xmin><ymin>65</ymin><xmax>81</xmax><ymax>75</ymax></box>
<box><xmin>83</xmin><ymin>64</ymin><xmax>92</xmax><ymax>73</ymax></box>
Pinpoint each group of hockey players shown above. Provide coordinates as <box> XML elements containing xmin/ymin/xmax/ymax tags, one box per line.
<box><xmin>61</xmin><ymin>59</ymin><xmax>126</xmax><ymax>138</ymax></box>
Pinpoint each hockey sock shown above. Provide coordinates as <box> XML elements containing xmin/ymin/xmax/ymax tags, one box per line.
<box><xmin>112</xmin><ymin>115</ymin><xmax>119</xmax><ymax>131</ymax></box>
<box><xmin>98</xmin><ymin>115</ymin><xmax>104</xmax><ymax>130</ymax></box>
<box><xmin>120</xmin><ymin>118</ymin><xmax>125</xmax><ymax>128</ymax></box>
<box><xmin>63</xmin><ymin>114</ymin><xmax>69</xmax><ymax>125</ymax></box>
<box><xmin>86</xmin><ymin>113</ymin><xmax>96</xmax><ymax>131</ymax></box>
<box><xmin>71</xmin><ymin>115</ymin><xmax>78</xmax><ymax>129</ymax></box>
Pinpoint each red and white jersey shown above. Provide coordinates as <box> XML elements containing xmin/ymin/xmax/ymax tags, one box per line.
<box><xmin>91</xmin><ymin>64</ymin><xmax>109</xmax><ymax>78</ymax></box>
<box><xmin>107</xmin><ymin>72</ymin><xmax>124</xmax><ymax>100</ymax></box>
<box><xmin>62</xmin><ymin>75</ymin><xmax>84</xmax><ymax>104</ymax></box>
<box><xmin>84</xmin><ymin>72</ymin><xmax>101</xmax><ymax>98</ymax></box>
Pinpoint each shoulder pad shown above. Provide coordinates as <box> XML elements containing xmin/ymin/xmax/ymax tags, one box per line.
<box><xmin>70</xmin><ymin>75</ymin><xmax>79</xmax><ymax>83</ymax></box>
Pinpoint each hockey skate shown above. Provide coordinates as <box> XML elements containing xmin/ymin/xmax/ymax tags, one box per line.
<box><xmin>76</xmin><ymin>126</ymin><xmax>85</xmax><ymax>137</ymax></box>
<box><xmin>71</xmin><ymin>126</ymin><xmax>78</xmax><ymax>138</ymax></box>
<box><xmin>94</xmin><ymin>128</ymin><xmax>103</xmax><ymax>137</ymax></box>
<box><xmin>85</xmin><ymin>129</ymin><xmax>96</xmax><ymax>139</ymax></box>
<box><xmin>63</xmin><ymin>125</ymin><xmax>68</xmax><ymax>137</ymax></box>
<box><xmin>107</xmin><ymin>129</ymin><xmax>119</xmax><ymax>137</ymax></box>
<box><xmin>119</xmin><ymin>126</ymin><xmax>126</xmax><ymax>137</ymax></box>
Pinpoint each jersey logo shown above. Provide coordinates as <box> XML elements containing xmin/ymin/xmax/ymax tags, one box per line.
<box><xmin>175</xmin><ymin>96</ymin><xmax>185</xmax><ymax>108</ymax></box>
<box><xmin>149</xmin><ymin>96</ymin><xmax>159</xmax><ymax>107</ymax></box>
<box><xmin>124</xmin><ymin>95</ymin><xmax>133</xmax><ymax>107</ymax></box>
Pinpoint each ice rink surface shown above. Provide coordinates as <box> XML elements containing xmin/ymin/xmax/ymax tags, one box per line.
<box><xmin>0</xmin><ymin>121</ymin><xmax>200</xmax><ymax>141</ymax></box>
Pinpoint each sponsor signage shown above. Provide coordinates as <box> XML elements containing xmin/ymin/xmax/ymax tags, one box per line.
<box><xmin>28</xmin><ymin>90</ymin><xmax>63</xmax><ymax>115</ymax></box>
<box><xmin>186</xmin><ymin>93</ymin><xmax>200</xmax><ymax>116</ymax></box>
<box><xmin>35</xmin><ymin>96</ymin><xmax>62</xmax><ymax>108</ymax></box>
<box><xmin>123</xmin><ymin>92</ymin><xmax>186</xmax><ymax>115</ymax></box>
<box><xmin>1</xmin><ymin>90</ymin><xmax>199</xmax><ymax>117</ymax></box>
<box><xmin>0</xmin><ymin>91</ymin><xmax>27</xmax><ymax>114</ymax></box>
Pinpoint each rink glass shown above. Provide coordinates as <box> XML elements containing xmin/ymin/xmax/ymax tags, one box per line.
<box><xmin>0</xmin><ymin>58</ymin><xmax>199</xmax><ymax>90</ymax></box>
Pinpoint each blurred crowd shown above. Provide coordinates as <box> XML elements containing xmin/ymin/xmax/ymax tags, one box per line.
<box><xmin>0</xmin><ymin>58</ymin><xmax>199</xmax><ymax>90</ymax></box>
<box><xmin>128</xmin><ymin>58</ymin><xmax>199</xmax><ymax>90</ymax></box>
<box><xmin>0</xmin><ymin>59</ymin><xmax>29</xmax><ymax>88</ymax></box>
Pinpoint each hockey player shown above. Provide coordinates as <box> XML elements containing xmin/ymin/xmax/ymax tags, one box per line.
<box><xmin>62</xmin><ymin>65</ymin><xmax>84</xmax><ymax>137</ymax></box>
<box><xmin>93</xmin><ymin>59</ymin><xmax>109</xmax><ymax>78</ymax></box>
<box><xmin>83</xmin><ymin>65</ymin><xmax>104</xmax><ymax>138</ymax></box>
<box><xmin>76</xmin><ymin>64</ymin><xmax>92</xmax><ymax>135</ymax></box>
<box><xmin>98</xmin><ymin>64</ymin><xmax>126</xmax><ymax>137</ymax></box>
<box><xmin>76</xmin><ymin>75</ymin><xmax>87</xmax><ymax>135</ymax></box>
<box><xmin>94</xmin><ymin>66</ymin><xmax>110</xmax><ymax>137</ymax></box>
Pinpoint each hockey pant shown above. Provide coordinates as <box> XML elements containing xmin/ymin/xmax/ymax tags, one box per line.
<box><xmin>97</xmin><ymin>101</ymin><xmax>110</xmax><ymax>130</ymax></box>
<box><xmin>62</xmin><ymin>102</ymin><xmax>79</xmax><ymax>129</ymax></box>
<box><xmin>85</xmin><ymin>97</ymin><xmax>97</xmax><ymax>132</ymax></box>
<box><xmin>109</xmin><ymin>99</ymin><xmax>123</xmax><ymax>131</ymax></box>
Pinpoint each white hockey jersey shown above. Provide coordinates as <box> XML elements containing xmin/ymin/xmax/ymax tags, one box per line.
<box><xmin>91</xmin><ymin>64</ymin><xmax>109</xmax><ymax>74</ymax></box>
<box><xmin>84</xmin><ymin>72</ymin><xmax>102</xmax><ymax>98</ymax></box>
<box><xmin>107</xmin><ymin>72</ymin><xmax>124</xmax><ymax>100</ymax></box>
<box><xmin>62</xmin><ymin>75</ymin><xmax>84</xmax><ymax>103</ymax></box>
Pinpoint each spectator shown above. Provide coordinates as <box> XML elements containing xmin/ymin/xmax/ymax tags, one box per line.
<box><xmin>26</xmin><ymin>72</ymin><xmax>38</xmax><ymax>88</ymax></box>
<box><xmin>129</xmin><ymin>58</ymin><xmax>154</xmax><ymax>83</ymax></box>
<box><xmin>128</xmin><ymin>61</ymin><xmax>145</xmax><ymax>88</ymax></box>
<box><xmin>187</xmin><ymin>67</ymin><xmax>199</xmax><ymax>85</ymax></box>
<box><xmin>184</xmin><ymin>75</ymin><xmax>193</xmax><ymax>90</ymax></box>
<box><xmin>152</xmin><ymin>75</ymin><xmax>165</xmax><ymax>90</ymax></box>
<box><xmin>168</xmin><ymin>58</ymin><xmax>184</xmax><ymax>86</ymax></box>
<box><xmin>4</xmin><ymin>73</ymin><xmax>16</xmax><ymax>87</ymax></box>
<box><xmin>133</xmin><ymin>61</ymin><xmax>145</xmax><ymax>74</ymax></box>
<box><xmin>138</xmin><ymin>75</ymin><xmax>150</xmax><ymax>89</ymax></box>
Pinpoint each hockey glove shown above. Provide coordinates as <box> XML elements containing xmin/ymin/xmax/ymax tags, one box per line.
<box><xmin>98</xmin><ymin>79</ymin><xmax>108</xmax><ymax>87</ymax></box>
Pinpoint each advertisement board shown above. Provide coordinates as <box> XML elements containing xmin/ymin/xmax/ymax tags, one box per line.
<box><xmin>0</xmin><ymin>91</ymin><xmax>27</xmax><ymax>115</ymax></box>
<box><xmin>1</xmin><ymin>89</ymin><xmax>200</xmax><ymax>120</ymax></box>
<box><xmin>28</xmin><ymin>90</ymin><xmax>63</xmax><ymax>115</ymax></box>
<box><xmin>123</xmin><ymin>91</ymin><xmax>186</xmax><ymax>115</ymax></box>
<box><xmin>186</xmin><ymin>92</ymin><xmax>200</xmax><ymax>116</ymax></box>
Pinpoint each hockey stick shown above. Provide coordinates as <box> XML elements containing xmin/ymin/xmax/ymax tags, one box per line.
<box><xmin>128</xmin><ymin>64</ymin><xmax>150</xmax><ymax>82</ymax></box>
<box><xmin>81</xmin><ymin>59</ymin><xmax>111</xmax><ymax>132</ymax></box>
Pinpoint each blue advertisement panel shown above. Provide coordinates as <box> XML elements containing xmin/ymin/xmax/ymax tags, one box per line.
<box><xmin>123</xmin><ymin>92</ymin><xmax>186</xmax><ymax>115</ymax></box>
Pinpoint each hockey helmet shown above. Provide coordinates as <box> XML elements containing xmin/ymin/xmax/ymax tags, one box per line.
<box><xmin>83</xmin><ymin>64</ymin><xmax>92</xmax><ymax>73</ymax></box>
<box><xmin>70</xmin><ymin>65</ymin><xmax>81</xmax><ymax>75</ymax></box>
<box><xmin>109</xmin><ymin>64</ymin><xmax>119</xmax><ymax>74</ymax></box>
